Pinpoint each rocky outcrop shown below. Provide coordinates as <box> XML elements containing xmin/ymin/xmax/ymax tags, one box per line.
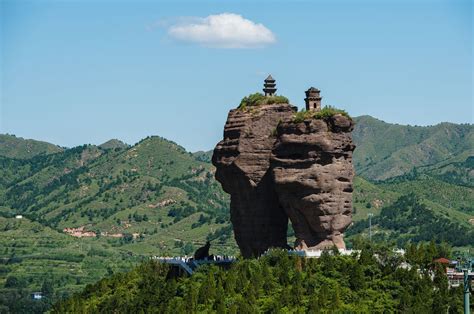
<box><xmin>213</xmin><ymin>102</ymin><xmax>355</xmax><ymax>257</ymax></box>
<box><xmin>212</xmin><ymin>104</ymin><xmax>296</xmax><ymax>257</ymax></box>
<box><xmin>271</xmin><ymin>115</ymin><xmax>355</xmax><ymax>250</ymax></box>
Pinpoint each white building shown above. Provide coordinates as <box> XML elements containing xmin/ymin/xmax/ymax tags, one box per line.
<box><xmin>32</xmin><ymin>292</ymin><xmax>43</xmax><ymax>300</ymax></box>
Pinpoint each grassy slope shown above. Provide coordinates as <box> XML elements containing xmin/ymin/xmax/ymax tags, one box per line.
<box><xmin>0</xmin><ymin>134</ymin><xmax>64</xmax><ymax>159</ymax></box>
<box><xmin>353</xmin><ymin>116</ymin><xmax>473</xmax><ymax>180</ymax></box>
<box><xmin>352</xmin><ymin>176</ymin><xmax>399</xmax><ymax>220</ymax></box>
<box><xmin>380</xmin><ymin>175</ymin><xmax>474</xmax><ymax>219</ymax></box>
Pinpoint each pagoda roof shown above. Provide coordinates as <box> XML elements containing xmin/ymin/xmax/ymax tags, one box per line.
<box><xmin>265</xmin><ymin>74</ymin><xmax>275</xmax><ymax>81</ymax></box>
<box><xmin>307</xmin><ymin>86</ymin><xmax>320</xmax><ymax>92</ymax></box>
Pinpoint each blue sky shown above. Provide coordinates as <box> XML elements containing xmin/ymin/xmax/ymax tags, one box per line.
<box><xmin>1</xmin><ymin>0</ymin><xmax>472</xmax><ymax>151</ymax></box>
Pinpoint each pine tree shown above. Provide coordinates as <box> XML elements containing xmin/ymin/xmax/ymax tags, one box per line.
<box><xmin>329</xmin><ymin>285</ymin><xmax>342</xmax><ymax>312</ymax></box>
<box><xmin>250</xmin><ymin>265</ymin><xmax>263</xmax><ymax>298</ymax></box>
<box><xmin>185</xmin><ymin>284</ymin><xmax>198</xmax><ymax>313</ymax></box>
<box><xmin>307</xmin><ymin>290</ymin><xmax>321</xmax><ymax>314</ymax></box>
<box><xmin>262</xmin><ymin>262</ymin><xmax>277</xmax><ymax>292</ymax></box>
<box><xmin>214</xmin><ymin>285</ymin><xmax>226</xmax><ymax>314</ymax></box>
<box><xmin>224</xmin><ymin>270</ymin><xmax>237</xmax><ymax>295</ymax></box>
<box><xmin>290</xmin><ymin>271</ymin><xmax>304</xmax><ymax>304</ymax></box>
<box><xmin>432</xmin><ymin>263</ymin><xmax>449</xmax><ymax>313</ymax></box>
<box><xmin>349</xmin><ymin>261</ymin><xmax>365</xmax><ymax>290</ymax></box>
<box><xmin>198</xmin><ymin>269</ymin><xmax>216</xmax><ymax>305</ymax></box>
<box><xmin>317</xmin><ymin>284</ymin><xmax>329</xmax><ymax>309</ymax></box>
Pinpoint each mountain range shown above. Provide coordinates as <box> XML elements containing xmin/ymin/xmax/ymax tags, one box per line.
<box><xmin>0</xmin><ymin>115</ymin><xmax>472</xmax><ymax>311</ymax></box>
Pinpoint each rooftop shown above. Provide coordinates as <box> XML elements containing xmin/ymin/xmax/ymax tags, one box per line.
<box><xmin>265</xmin><ymin>74</ymin><xmax>275</xmax><ymax>81</ymax></box>
<box><xmin>306</xmin><ymin>87</ymin><xmax>320</xmax><ymax>92</ymax></box>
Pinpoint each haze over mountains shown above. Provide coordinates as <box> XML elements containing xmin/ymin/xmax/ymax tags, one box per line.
<box><xmin>0</xmin><ymin>115</ymin><xmax>472</xmax><ymax>310</ymax></box>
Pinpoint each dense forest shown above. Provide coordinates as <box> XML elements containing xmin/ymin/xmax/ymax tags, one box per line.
<box><xmin>52</xmin><ymin>243</ymin><xmax>466</xmax><ymax>313</ymax></box>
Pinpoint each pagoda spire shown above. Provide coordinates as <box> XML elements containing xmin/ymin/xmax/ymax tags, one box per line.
<box><xmin>263</xmin><ymin>75</ymin><xmax>277</xmax><ymax>96</ymax></box>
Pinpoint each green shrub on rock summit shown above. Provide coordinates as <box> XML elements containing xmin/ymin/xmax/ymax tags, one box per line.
<box><xmin>238</xmin><ymin>93</ymin><xmax>289</xmax><ymax>110</ymax></box>
<box><xmin>293</xmin><ymin>106</ymin><xmax>351</xmax><ymax>123</ymax></box>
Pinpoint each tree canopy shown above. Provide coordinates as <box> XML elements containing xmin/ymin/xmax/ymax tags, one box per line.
<box><xmin>52</xmin><ymin>245</ymin><xmax>464</xmax><ymax>313</ymax></box>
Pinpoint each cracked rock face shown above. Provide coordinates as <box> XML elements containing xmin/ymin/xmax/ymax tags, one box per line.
<box><xmin>213</xmin><ymin>102</ymin><xmax>355</xmax><ymax>257</ymax></box>
<box><xmin>271</xmin><ymin>115</ymin><xmax>355</xmax><ymax>250</ymax></box>
<box><xmin>212</xmin><ymin>104</ymin><xmax>296</xmax><ymax>258</ymax></box>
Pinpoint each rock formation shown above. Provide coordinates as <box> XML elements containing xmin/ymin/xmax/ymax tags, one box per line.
<box><xmin>212</xmin><ymin>103</ymin><xmax>296</xmax><ymax>257</ymax></box>
<box><xmin>271</xmin><ymin>115</ymin><xmax>355</xmax><ymax>250</ymax></box>
<box><xmin>212</xmin><ymin>80</ymin><xmax>355</xmax><ymax>257</ymax></box>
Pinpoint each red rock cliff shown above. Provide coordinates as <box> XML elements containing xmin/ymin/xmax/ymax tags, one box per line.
<box><xmin>212</xmin><ymin>104</ymin><xmax>296</xmax><ymax>257</ymax></box>
<box><xmin>271</xmin><ymin>115</ymin><xmax>355</xmax><ymax>250</ymax></box>
<box><xmin>213</xmin><ymin>102</ymin><xmax>355</xmax><ymax>257</ymax></box>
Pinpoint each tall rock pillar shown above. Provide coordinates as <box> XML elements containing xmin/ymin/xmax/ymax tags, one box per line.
<box><xmin>271</xmin><ymin>115</ymin><xmax>355</xmax><ymax>250</ymax></box>
<box><xmin>212</xmin><ymin>103</ymin><xmax>296</xmax><ymax>257</ymax></box>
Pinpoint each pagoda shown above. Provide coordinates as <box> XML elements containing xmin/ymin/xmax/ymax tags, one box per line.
<box><xmin>263</xmin><ymin>75</ymin><xmax>277</xmax><ymax>96</ymax></box>
<box><xmin>305</xmin><ymin>87</ymin><xmax>322</xmax><ymax>111</ymax></box>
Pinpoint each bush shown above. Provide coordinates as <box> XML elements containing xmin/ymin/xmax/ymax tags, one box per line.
<box><xmin>293</xmin><ymin>106</ymin><xmax>350</xmax><ymax>123</ymax></box>
<box><xmin>238</xmin><ymin>93</ymin><xmax>289</xmax><ymax>110</ymax></box>
<box><xmin>5</xmin><ymin>275</ymin><xmax>27</xmax><ymax>288</ymax></box>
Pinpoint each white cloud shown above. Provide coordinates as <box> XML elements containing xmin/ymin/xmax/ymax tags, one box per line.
<box><xmin>167</xmin><ymin>13</ymin><xmax>276</xmax><ymax>48</ymax></box>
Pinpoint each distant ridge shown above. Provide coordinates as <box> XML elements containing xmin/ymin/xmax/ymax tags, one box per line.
<box><xmin>352</xmin><ymin>115</ymin><xmax>473</xmax><ymax>181</ymax></box>
<box><xmin>99</xmin><ymin>139</ymin><xmax>129</xmax><ymax>150</ymax></box>
<box><xmin>0</xmin><ymin>134</ymin><xmax>63</xmax><ymax>159</ymax></box>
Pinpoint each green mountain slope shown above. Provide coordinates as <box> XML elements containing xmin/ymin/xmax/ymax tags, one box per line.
<box><xmin>415</xmin><ymin>154</ymin><xmax>474</xmax><ymax>187</ymax></box>
<box><xmin>0</xmin><ymin>136</ymin><xmax>233</xmax><ymax>251</ymax></box>
<box><xmin>353</xmin><ymin>116</ymin><xmax>473</xmax><ymax>181</ymax></box>
<box><xmin>380</xmin><ymin>174</ymin><xmax>474</xmax><ymax>217</ymax></box>
<box><xmin>0</xmin><ymin>134</ymin><xmax>64</xmax><ymax>159</ymax></box>
<box><xmin>348</xmin><ymin>175</ymin><xmax>474</xmax><ymax>247</ymax></box>
<box><xmin>346</xmin><ymin>193</ymin><xmax>474</xmax><ymax>247</ymax></box>
<box><xmin>350</xmin><ymin>117</ymin><xmax>473</xmax><ymax>245</ymax></box>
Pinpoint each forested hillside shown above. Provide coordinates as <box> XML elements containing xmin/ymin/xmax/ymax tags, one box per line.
<box><xmin>347</xmin><ymin>194</ymin><xmax>474</xmax><ymax>247</ymax></box>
